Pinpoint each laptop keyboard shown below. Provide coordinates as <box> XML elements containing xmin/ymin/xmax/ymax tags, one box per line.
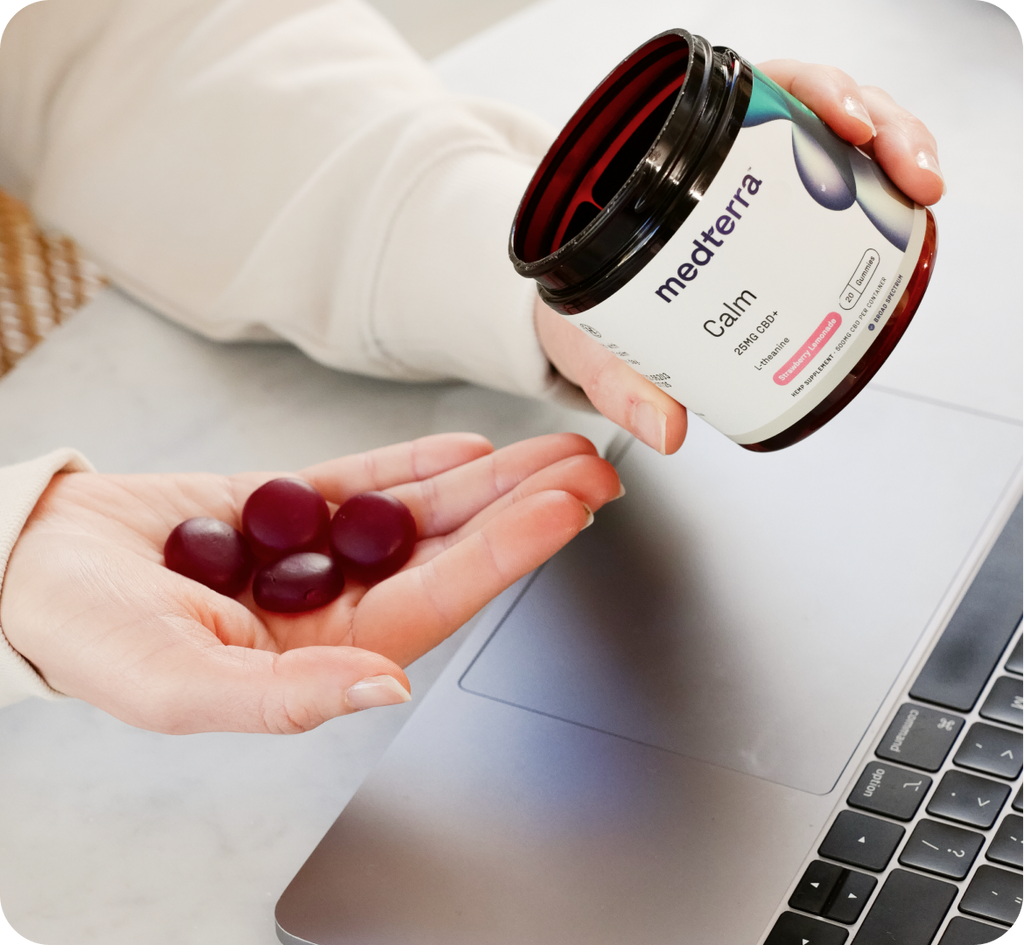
<box><xmin>766</xmin><ymin>501</ymin><xmax>1023</xmax><ymax>945</ymax></box>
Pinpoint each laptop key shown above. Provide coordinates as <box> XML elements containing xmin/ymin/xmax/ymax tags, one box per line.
<box><xmin>765</xmin><ymin>911</ymin><xmax>848</xmax><ymax>945</ymax></box>
<box><xmin>958</xmin><ymin>865</ymin><xmax>1023</xmax><ymax>926</ymax></box>
<box><xmin>851</xmin><ymin>869</ymin><xmax>956</xmax><ymax>945</ymax></box>
<box><xmin>979</xmin><ymin>676</ymin><xmax>1023</xmax><ymax>728</ymax></box>
<box><xmin>822</xmin><ymin>869</ymin><xmax>876</xmax><ymax>925</ymax></box>
<box><xmin>818</xmin><ymin>811</ymin><xmax>904</xmax><ymax>871</ymax></box>
<box><xmin>898</xmin><ymin>819</ymin><xmax>984</xmax><ymax>880</ymax></box>
<box><xmin>1006</xmin><ymin>637</ymin><xmax>1023</xmax><ymax>675</ymax></box>
<box><xmin>986</xmin><ymin>814</ymin><xmax>1023</xmax><ymax>869</ymax></box>
<box><xmin>938</xmin><ymin>916</ymin><xmax>1009</xmax><ymax>945</ymax></box>
<box><xmin>847</xmin><ymin>762</ymin><xmax>931</xmax><ymax>821</ymax></box>
<box><xmin>954</xmin><ymin>723</ymin><xmax>1023</xmax><ymax>779</ymax></box>
<box><xmin>875</xmin><ymin>704</ymin><xmax>964</xmax><ymax>772</ymax></box>
<box><xmin>789</xmin><ymin>861</ymin><xmax>877</xmax><ymax>924</ymax></box>
<box><xmin>789</xmin><ymin>860</ymin><xmax>845</xmax><ymax>914</ymax></box>
<box><xmin>1014</xmin><ymin>786</ymin><xmax>1023</xmax><ymax>812</ymax></box>
<box><xmin>926</xmin><ymin>770</ymin><xmax>1010</xmax><ymax>829</ymax></box>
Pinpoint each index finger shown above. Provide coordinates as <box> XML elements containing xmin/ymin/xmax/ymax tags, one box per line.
<box><xmin>758</xmin><ymin>59</ymin><xmax>944</xmax><ymax>205</ymax></box>
<box><xmin>757</xmin><ymin>59</ymin><xmax>877</xmax><ymax>146</ymax></box>
<box><xmin>297</xmin><ymin>432</ymin><xmax>494</xmax><ymax>504</ymax></box>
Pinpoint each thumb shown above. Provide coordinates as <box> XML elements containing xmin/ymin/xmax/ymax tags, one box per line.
<box><xmin>534</xmin><ymin>297</ymin><xmax>687</xmax><ymax>454</ymax></box>
<box><xmin>132</xmin><ymin>641</ymin><xmax>411</xmax><ymax>734</ymax></box>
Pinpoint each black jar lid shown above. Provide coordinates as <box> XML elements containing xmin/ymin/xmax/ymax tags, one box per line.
<box><xmin>510</xmin><ymin>29</ymin><xmax>752</xmax><ymax>315</ymax></box>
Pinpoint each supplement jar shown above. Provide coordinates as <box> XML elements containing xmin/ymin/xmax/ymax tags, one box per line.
<box><xmin>510</xmin><ymin>29</ymin><xmax>937</xmax><ymax>451</ymax></box>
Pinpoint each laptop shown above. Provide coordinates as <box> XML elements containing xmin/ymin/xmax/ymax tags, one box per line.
<box><xmin>275</xmin><ymin>1</ymin><xmax>1023</xmax><ymax>942</ymax></box>
<box><xmin>274</xmin><ymin>1</ymin><xmax>1024</xmax><ymax>937</ymax></box>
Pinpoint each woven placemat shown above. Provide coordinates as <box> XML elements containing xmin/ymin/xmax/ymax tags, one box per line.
<box><xmin>0</xmin><ymin>189</ymin><xmax>106</xmax><ymax>377</ymax></box>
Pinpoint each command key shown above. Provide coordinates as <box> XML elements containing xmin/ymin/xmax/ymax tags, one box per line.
<box><xmin>876</xmin><ymin>703</ymin><xmax>964</xmax><ymax>771</ymax></box>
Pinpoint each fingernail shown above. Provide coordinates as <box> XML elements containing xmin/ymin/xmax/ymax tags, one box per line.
<box><xmin>581</xmin><ymin>504</ymin><xmax>595</xmax><ymax>529</ymax></box>
<box><xmin>345</xmin><ymin>675</ymin><xmax>411</xmax><ymax>711</ymax></box>
<box><xmin>615</xmin><ymin>482</ymin><xmax>626</xmax><ymax>499</ymax></box>
<box><xmin>842</xmin><ymin>96</ymin><xmax>877</xmax><ymax>137</ymax></box>
<box><xmin>631</xmin><ymin>401</ymin><xmax>667</xmax><ymax>454</ymax></box>
<box><xmin>916</xmin><ymin>150</ymin><xmax>947</xmax><ymax>195</ymax></box>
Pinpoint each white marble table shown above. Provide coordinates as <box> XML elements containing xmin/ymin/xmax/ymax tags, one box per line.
<box><xmin>0</xmin><ymin>289</ymin><xmax>615</xmax><ymax>945</ymax></box>
<box><xmin>0</xmin><ymin>1</ymin><xmax>1020</xmax><ymax>943</ymax></box>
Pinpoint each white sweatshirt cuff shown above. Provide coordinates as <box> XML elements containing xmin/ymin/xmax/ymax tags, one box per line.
<box><xmin>0</xmin><ymin>448</ymin><xmax>94</xmax><ymax>709</ymax></box>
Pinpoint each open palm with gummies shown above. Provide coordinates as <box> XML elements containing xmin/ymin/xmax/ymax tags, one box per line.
<box><xmin>0</xmin><ymin>433</ymin><xmax>621</xmax><ymax>735</ymax></box>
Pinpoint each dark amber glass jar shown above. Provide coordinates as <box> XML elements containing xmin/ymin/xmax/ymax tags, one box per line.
<box><xmin>510</xmin><ymin>29</ymin><xmax>936</xmax><ymax>451</ymax></box>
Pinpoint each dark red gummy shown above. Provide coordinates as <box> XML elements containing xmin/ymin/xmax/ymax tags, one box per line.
<box><xmin>329</xmin><ymin>492</ymin><xmax>417</xmax><ymax>583</ymax></box>
<box><xmin>242</xmin><ymin>478</ymin><xmax>330</xmax><ymax>561</ymax></box>
<box><xmin>164</xmin><ymin>517</ymin><xmax>253</xmax><ymax>597</ymax></box>
<box><xmin>252</xmin><ymin>552</ymin><xmax>345</xmax><ymax>613</ymax></box>
<box><xmin>251</xmin><ymin>548</ymin><xmax>344</xmax><ymax>618</ymax></box>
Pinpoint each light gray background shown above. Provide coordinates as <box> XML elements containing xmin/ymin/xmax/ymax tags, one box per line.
<box><xmin>0</xmin><ymin>1</ymin><xmax>1020</xmax><ymax>944</ymax></box>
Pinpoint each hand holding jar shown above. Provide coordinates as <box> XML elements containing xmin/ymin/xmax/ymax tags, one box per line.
<box><xmin>531</xmin><ymin>55</ymin><xmax>944</xmax><ymax>455</ymax></box>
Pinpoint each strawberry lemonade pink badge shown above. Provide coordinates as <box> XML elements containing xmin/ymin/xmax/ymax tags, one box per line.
<box><xmin>773</xmin><ymin>313</ymin><xmax>843</xmax><ymax>386</ymax></box>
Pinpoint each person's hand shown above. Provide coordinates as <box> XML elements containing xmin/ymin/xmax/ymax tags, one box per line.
<box><xmin>535</xmin><ymin>59</ymin><xmax>944</xmax><ymax>455</ymax></box>
<box><xmin>0</xmin><ymin>432</ymin><xmax>621</xmax><ymax>735</ymax></box>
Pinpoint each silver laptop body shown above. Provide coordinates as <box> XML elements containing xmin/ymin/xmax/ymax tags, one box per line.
<box><xmin>276</xmin><ymin>388</ymin><xmax>1021</xmax><ymax>944</ymax></box>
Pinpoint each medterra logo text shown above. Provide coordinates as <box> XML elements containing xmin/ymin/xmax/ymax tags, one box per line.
<box><xmin>655</xmin><ymin>173</ymin><xmax>763</xmax><ymax>303</ymax></box>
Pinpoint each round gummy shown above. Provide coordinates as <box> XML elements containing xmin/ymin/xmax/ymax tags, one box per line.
<box><xmin>329</xmin><ymin>492</ymin><xmax>417</xmax><ymax>584</ymax></box>
<box><xmin>252</xmin><ymin>552</ymin><xmax>345</xmax><ymax>613</ymax></box>
<box><xmin>164</xmin><ymin>517</ymin><xmax>253</xmax><ymax>597</ymax></box>
<box><xmin>242</xmin><ymin>477</ymin><xmax>330</xmax><ymax>561</ymax></box>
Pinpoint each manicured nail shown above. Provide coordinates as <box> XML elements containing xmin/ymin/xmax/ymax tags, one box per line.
<box><xmin>345</xmin><ymin>675</ymin><xmax>411</xmax><ymax>711</ymax></box>
<box><xmin>615</xmin><ymin>482</ymin><xmax>626</xmax><ymax>499</ymax></box>
<box><xmin>916</xmin><ymin>150</ymin><xmax>947</xmax><ymax>195</ymax></box>
<box><xmin>631</xmin><ymin>401</ymin><xmax>667</xmax><ymax>454</ymax></box>
<box><xmin>842</xmin><ymin>96</ymin><xmax>876</xmax><ymax>137</ymax></box>
<box><xmin>581</xmin><ymin>504</ymin><xmax>595</xmax><ymax>529</ymax></box>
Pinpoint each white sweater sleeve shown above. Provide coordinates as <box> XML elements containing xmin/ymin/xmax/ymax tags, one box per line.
<box><xmin>0</xmin><ymin>449</ymin><xmax>93</xmax><ymax>709</ymax></box>
<box><xmin>0</xmin><ymin>0</ymin><xmax>588</xmax><ymax>404</ymax></box>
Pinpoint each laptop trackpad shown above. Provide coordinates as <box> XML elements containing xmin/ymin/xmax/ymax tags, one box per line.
<box><xmin>460</xmin><ymin>388</ymin><xmax>1021</xmax><ymax>795</ymax></box>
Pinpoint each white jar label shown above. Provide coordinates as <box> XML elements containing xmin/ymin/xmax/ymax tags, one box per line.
<box><xmin>562</xmin><ymin>68</ymin><xmax>928</xmax><ymax>444</ymax></box>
